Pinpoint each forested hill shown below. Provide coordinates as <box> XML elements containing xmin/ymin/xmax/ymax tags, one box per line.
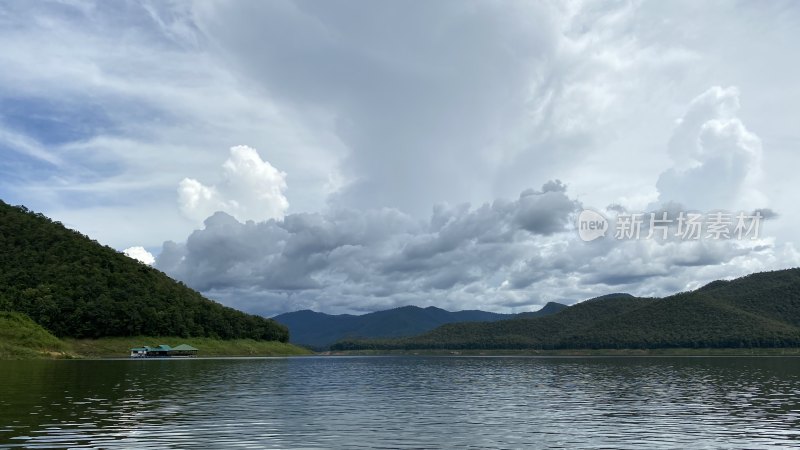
<box><xmin>332</xmin><ymin>269</ymin><xmax>800</xmax><ymax>351</ymax></box>
<box><xmin>0</xmin><ymin>201</ymin><xmax>288</xmax><ymax>341</ymax></box>
<box><xmin>273</xmin><ymin>302</ymin><xmax>567</xmax><ymax>350</ymax></box>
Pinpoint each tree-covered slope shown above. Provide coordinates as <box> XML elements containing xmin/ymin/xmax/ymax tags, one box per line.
<box><xmin>332</xmin><ymin>269</ymin><xmax>800</xmax><ymax>350</ymax></box>
<box><xmin>694</xmin><ymin>269</ymin><xmax>800</xmax><ymax>327</ymax></box>
<box><xmin>0</xmin><ymin>201</ymin><xmax>288</xmax><ymax>341</ymax></box>
<box><xmin>333</xmin><ymin>294</ymin><xmax>645</xmax><ymax>350</ymax></box>
<box><xmin>559</xmin><ymin>293</ymin><xmax>800</xmax><ymax>349</ymax></box>
<box><xmin>274</xmin><ymin>302</ymin><xmax>567</xmax><ymax>349</ymax></box>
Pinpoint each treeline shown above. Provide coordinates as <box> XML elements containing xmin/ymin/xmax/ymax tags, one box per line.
<box><xmin>0</xmin><ymin>201</ymin><xmax>288</xmax><ymax>341</ymax></box>
<box><xmin>332</xmin><ymin>269</ymin><xmax>800</xmax><ymax>351</ymax></box>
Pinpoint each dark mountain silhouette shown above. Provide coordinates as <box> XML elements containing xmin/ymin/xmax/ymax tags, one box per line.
<box><xmin>274</xmin><ymin>302</ymin><xmax>567</xmax><ymax>349</ymax></box>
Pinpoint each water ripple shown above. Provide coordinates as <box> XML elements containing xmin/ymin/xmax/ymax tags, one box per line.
<box><xmin>1</xmin><ymin>357</ymin><xmax>800</xmax><ymax>448</ymax></box>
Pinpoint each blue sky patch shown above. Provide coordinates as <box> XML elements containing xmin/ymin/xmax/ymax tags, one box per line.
<box><xmin>1</xmin><ymin>96</ymin><xmax>114</xmax><ymax>146</ymax></box>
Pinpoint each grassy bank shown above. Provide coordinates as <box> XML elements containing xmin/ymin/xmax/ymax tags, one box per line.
<box><xmin>65</xmin><ymin>336</ymin><xmax>313</xmax><ymax>358</ymax></box>
<box><xmin>0</xmin><ymin>311</ymin><xmax>70</xmax><ymax>359</ymax></box>
<box><xmin>328</xmin><ymin>347</ymin><xmax>800</xmax><ymax>357</ymax></box>
<box><xmin>0</xmin><ymin>310</ymin><xmax>313</xmax><ymax>359</ymax></box>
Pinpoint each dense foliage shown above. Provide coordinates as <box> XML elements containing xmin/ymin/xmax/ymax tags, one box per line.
<box><xmin>274</xmin><ymin>302</ymin><xmax>567</xmax><ymax>350</ymax></box>
<box><xmin>332</xmin><ymin>270</ymin><xmax>800</xmax><ymax>350</ymax></box>
<box><xmin>0</xmin><ymin>201</ymin><xmax>288</xmax><ymax>341</ymax></box>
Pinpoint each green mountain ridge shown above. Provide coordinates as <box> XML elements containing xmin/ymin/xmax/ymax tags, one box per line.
<box><xmin>273</xmin><ymin>302</ymin><xmax>567</xmax><ymax>349</ymax></box>
<box><xmin>332</xmin><ymin>269</ymin><xmax>800</xmax><ymax>351</ymax></box>
<box><xmin>0</xmin><ymin>200</ymin><xmax>288</xmax><ymax>342</ymax></box>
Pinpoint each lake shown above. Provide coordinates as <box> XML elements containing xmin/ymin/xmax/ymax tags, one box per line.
<box><xmin>1</xmin><ymin>356</ymin><xmax>799</xmax><ymax>448</ymax></box>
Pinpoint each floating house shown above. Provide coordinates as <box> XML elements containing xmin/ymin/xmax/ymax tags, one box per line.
<box><xmin>130</xmin><ymin>344</ymin><xmax>198</xmax><ymax>358</ymax></box>
<box><xmin>170</xmin><ymin>344</ymin><xmax>199</xmax><ymax>356</ymax></box>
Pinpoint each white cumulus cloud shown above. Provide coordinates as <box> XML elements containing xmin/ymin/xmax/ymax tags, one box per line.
<box><xmin>178</xmin><ymin>145</ymin><xmax>289</xmax><ymax>223</ymax></box>
<box><xmin>656</xmin><ymin>86</ymin><xmax>764</xmax><ymax>211</ymax></box>
<box><xmin>123</xmin><ymin>246</ymin><xmax>155</xmax><ymax>266</ymax></box>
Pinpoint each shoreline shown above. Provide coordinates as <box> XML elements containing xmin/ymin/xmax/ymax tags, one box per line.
<box><xmin>1</xmin><ymin>336</ymin><xmax>313</xmax><ymax>360</ymax></box>
<box><xmin>65</xmin><ymin>337</ymin><xmax>314</xmax><ymax>359</ymax></box>
<box><xmin>322</xmin><ymin>348</ymin><xmax>800</xmax><ymax>357</ymax></box>
<box><xmin>8</xmin><ymin>336</ymin><xmax>800</xmax><ymax>360</ymax></box>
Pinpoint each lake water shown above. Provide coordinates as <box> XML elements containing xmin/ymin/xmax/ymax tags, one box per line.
<box><xmin>1</xmin><ymin>356</ymin><xmax>800</xmax><ymax>449</ymax></box>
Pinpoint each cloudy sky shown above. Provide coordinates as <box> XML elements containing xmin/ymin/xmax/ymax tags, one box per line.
<box><xmin>2</xmin><ymin>0</ymin><xmax>800</xmax><ymax>316</ymax></box>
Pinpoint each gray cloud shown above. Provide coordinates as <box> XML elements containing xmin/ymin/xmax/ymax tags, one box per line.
<box><xmin>755</xmin><ymin>208</ymin><xmax>779</xmax><ymax>220</ymax></box>
<box><xmin>156</xmin><ymin>179</ymin><xmax>795</xmax><ymax>317</ymax></box>
<box><xmin>515</xmin><ymin>180</ymin><xmax>578</xmax><ymax>234</ymax></box>
<box><xmin>157</xmin><ymin>181</ymin><xmax>582</xmax><ymax>314</ymax></box>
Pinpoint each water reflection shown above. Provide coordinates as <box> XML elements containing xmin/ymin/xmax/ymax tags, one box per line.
<box><xmin>1</xmin><ymin>357</ymin><xmax>799</xmax><ymax>448</ymax></box>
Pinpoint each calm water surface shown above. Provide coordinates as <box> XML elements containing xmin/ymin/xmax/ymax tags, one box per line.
<box><xmin>1</xmin><ymin>356</ymin><xmax>799</xmax><ymax>449</ymax></box>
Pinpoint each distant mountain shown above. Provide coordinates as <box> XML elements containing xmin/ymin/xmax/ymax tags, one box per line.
<box><xmin>332</xmin><ymin>269</ymin><xmax>800</xmax><ymax>351</ymax></box>
<box><xmin>0</xmin><ymin>201</ymin><xmax>288</xmax><ymax>342</ymax></box>
<box><xmin>273</xmin><ymin>302</ymin><xmax>567</xmax><ymax>349</ymax></box>
<box><xmin>515</xmin><ymin>301</ymin><xmax>570</xmax><ymax>318</ymax></box>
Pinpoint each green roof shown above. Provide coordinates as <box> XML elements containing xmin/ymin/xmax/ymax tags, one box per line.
<box><xmin>171</xmin><ymin>344</ymin><xmax>198</xmax><ymax>351</ymax></box>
